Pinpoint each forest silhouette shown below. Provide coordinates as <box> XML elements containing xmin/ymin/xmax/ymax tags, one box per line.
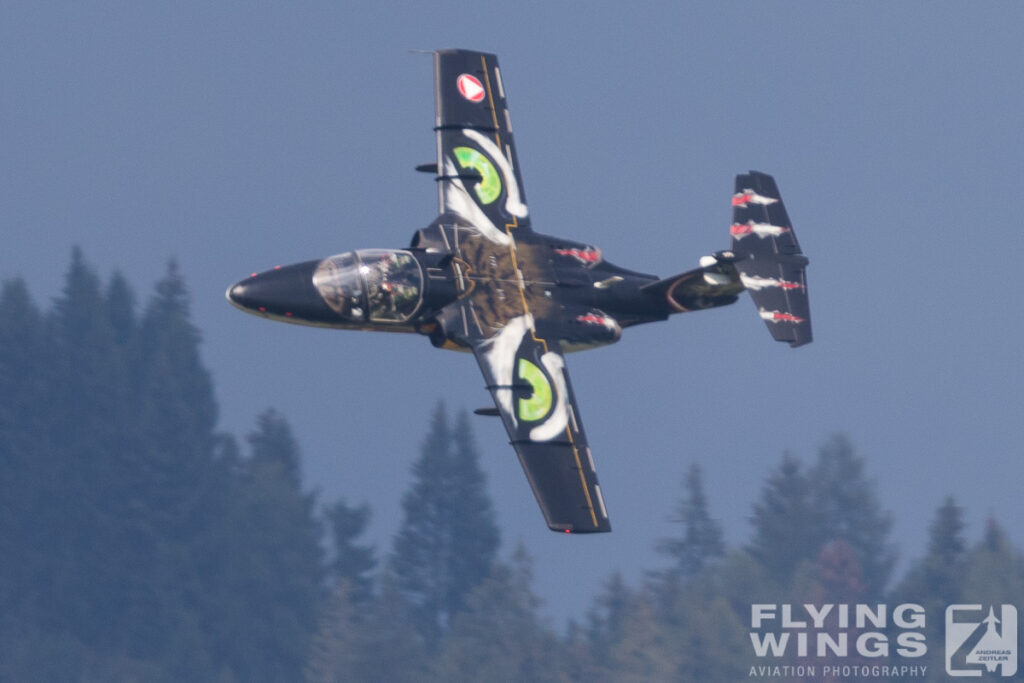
<box><xmin>1</xmin><ymin>253</ymin><xmax>1021</xmax><ymax>682</ymax></box>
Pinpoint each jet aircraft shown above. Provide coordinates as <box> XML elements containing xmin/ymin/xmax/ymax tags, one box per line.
<box><xmin>227</xmin><ymin>49</ymin><xmax>811</xmax><ymax>534</ymax></box>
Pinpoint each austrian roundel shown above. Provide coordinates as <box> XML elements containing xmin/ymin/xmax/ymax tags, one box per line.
<box><xmin>456</xmin><ymin>73</ymin><xmax>485</xmax><ymax>102</ymax></box>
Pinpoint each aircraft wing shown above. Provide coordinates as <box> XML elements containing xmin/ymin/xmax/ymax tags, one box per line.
<box><xmin>433</xmin><ymin>49</ymin><xmax>532</xmax><ymax>236</ymax></box>
<box><xmin>469</xmin><ymin>316</ymin><xmax>611</xmax><ymax>533</ymax></box>
<box><xmin>429</xmin><ymin>50</ymin><xmax>609</xmax><ymax>533</ymax></box>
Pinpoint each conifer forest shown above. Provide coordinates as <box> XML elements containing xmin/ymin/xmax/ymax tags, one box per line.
<box><xmin>2</xmin><ymin>254</ymin><xmax>1022</xmax><ymax>682</ymax></box>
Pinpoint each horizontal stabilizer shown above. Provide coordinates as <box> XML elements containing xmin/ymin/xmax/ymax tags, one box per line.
<box><xmin>732</xmin><ymin>171</ymin><xmax>812</xmax><ymax>347</ymax></box>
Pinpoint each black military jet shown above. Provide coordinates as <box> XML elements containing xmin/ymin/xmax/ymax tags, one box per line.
<box><xmin>227</xmin><ymin>49</ymin><xmax>811</xmax><ymax>534</ymax></box>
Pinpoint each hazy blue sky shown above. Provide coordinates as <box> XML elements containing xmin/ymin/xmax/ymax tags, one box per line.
<box><xmin>3</xmin><ymin>2</ymin><xmax>1022</xmax><ymax>622</ymax></box>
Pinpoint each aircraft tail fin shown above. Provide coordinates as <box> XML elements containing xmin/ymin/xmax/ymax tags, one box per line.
<box><xmin>730</xmin><ymin>171</ymin><xmax>812</xmax><ymax>347</ymax></box>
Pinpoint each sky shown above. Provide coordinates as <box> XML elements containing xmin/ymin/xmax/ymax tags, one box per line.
<box><xmin>3</xmin><ymin>2</ymin><xmax>1022</xmax><ymax>624</ymax></box>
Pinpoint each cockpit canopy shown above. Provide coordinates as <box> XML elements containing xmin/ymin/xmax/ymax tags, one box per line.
<box><xmin>313</xmin><ymin>249</ymin><xmax>424</xmax><ymax>323</ymax></box>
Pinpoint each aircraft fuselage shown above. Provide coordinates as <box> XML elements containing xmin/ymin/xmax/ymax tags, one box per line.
<box><xmin>226</xmin><ymin>230</ymin><xmax>696</xmax><ymax>353</ymax></box>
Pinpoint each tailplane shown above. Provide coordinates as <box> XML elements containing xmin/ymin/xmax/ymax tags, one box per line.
<box><xmin>731</xmin><ymin>171</ymin><xmax>811</xmax><ymax>347</ymax></box>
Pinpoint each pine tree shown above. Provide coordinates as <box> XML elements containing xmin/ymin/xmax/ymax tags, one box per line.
<box><xmin>115</xmin><ymin>259</ymin><xmax>222</xmax><ymax>668</ymax></box>
<box><xmin>604</xmin><ymin>593</ymin><xmax>677</xmax><ymax>682</ymax></box>
<box><xmin>325</xmin><ymin>498</ymin><xmax>376</xmax><ymax>602</ymax></box>
<box><xmin>897</xmin><ymin>496</ymin><xmax>967</xmax><ymax>603</ymax></box>
<box><xmin>136</xmin><ymin>259</ymin><xmax>218</xmax><ymax>464</ymax></box>
<box><xmin>670</xmin><ymin>591</ymin><xmax>749</xmax><ymax>682</ymax></box>
<box><xmin>94</xmin><ymin>269</ymin><xmax>145</xmax><ymax>651</ymax></box>
<box><xmin>131</xmin><ymin>259</ymin><xmax>220</xmax><ymax>562</ymax></box>
<box><xmin>809</xmin><ymin>434</ymin><xmax>895</xmax><ymax>597</ymax></box>
<box><xmin>436</xmin><ymin>546</ymin><xmax>562</xmax><ymax>682</ymax></box>
<box><xmin>586</xmin><ymin>572</ymin><xmax>633</xmax><ymax>669</ymax></box>
<box><xmin>2</xmin><ymin>258</ymin><xmax>339</xmax><ymax>681</ymax></box>
<box><xmin>715</xmin><ymin>550</ymin><xmax>771</xmax><ymax>622</ymax></box>
<box><xmin>340</xmin><ymin>569</ymin><xmax>431</xmax><ymax>683</ymax></box>
<box><xmin>747</xmin><ymin>452</ymin><xmax>815</xmax><ymax>586</ymax></box>
<box><xmin>105</xmin><ymin>271</ymin><xmax>137</xmax><ymax>346</ymax></box>
<box><xmin>248</xmin><ymin>407</ymin><xmax>302</xmax><ymax>483</ymax></box>
<box><xmin>0</xmin><ymin>254</ymin><xmax>185</xmax><ymax>676</ymax></box>
<box><xmin>0</xmin><ymin>278</ymin><xmax>47</xmax><ymax>420</ymax></box>
<box><xmin>925</xmin><ymin>496</ymin><xmax>966</xmax><ymax>598</ymax></box>
<box><xmin>0</xmin><ymin>278</ymin><xmax>47</xmax><ymax>540</ymax></box>
<box><xmin>891</xmin><ymin>496</ymin><xmax>968</xmax><ymax>681</ymax></box>
<box><xmin>390</xmin><ymin>403</ymin><xmax>500</xmax><ymax>644</ymax></box>
<box><xmin>657</xmin><ymin>462</ymin><xmax>725</xmax><ymax>578</ymax></box>
<box><xmin>963</xmin><ymin>518</ymin><xmax>1024</xmax><ymax>612</ymax></box>
<box><xmin>444</xmin><ymin>410</ymin><xmax>501</xmax><ymax>611</ymax></box>
<box><xmin>644</xmin><ymin>559</ymin><xmax>753</xmax><ymax>682</ymax></box>
<box><xmin>44</xmin><ymin>250</ymin><xmax>131</xmax><ymax>648</ymax></box>
<box><xmin>306</xmin><ymin>581</ymin><xmax>363</xmax><ymax>683</ymax></box>
<box><xmin>0</xmin><ymin>278</ymin><xmax>54</xmax><ymax>663</ymax></box>
<box><xmin>206</xmin><ymin>410</ymin><xmax>325</xmax><ymax>683</ymax></box>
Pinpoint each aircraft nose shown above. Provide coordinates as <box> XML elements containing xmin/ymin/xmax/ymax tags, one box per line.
<box><xmin>226</xmin><ymin>274</ymin><xmax>271</xmax><ymax>312</ymax></box>
<box><xmin>226</xmin><ymin>260</ymin><xmax>335</xmax><ymax>323</ymax></box>
<box><xmin>226</xmin><ymin>280</ymin><xmax>251</xmax><ymax>308</ymax></box>
<box><xmin>226</xmin><ymin>275</ymin><xmax>279</xmax><ymax>312</ymax></box>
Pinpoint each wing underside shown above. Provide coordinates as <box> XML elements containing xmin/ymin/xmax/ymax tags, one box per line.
<box><xmin>471</xmin><ymin>317</ymin><xmax>610</xmax><ymax>533</ymax></box>
<box><xmin>434</xmin><ymin>49</ymin><xmax>531</xmax><ymax>235</ymax></box>
<box><xmin>432</xmin><ymin>50</ymin><xmax>610</xmax><ymax>533</ymax></box>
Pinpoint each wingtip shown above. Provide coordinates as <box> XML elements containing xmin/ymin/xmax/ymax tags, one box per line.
<box><xmin>548</xmin><ymin>522</ymin><xmax>612</xmax><ymax>534</ymax></box>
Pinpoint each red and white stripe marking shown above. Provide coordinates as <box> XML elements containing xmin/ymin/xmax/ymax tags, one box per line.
<box><xmin>732</xmin><ymin>190</ymin><xmax>778</xmax><ymax>207</ymax></box>
<box><xmin>740</xmin><ymin>274</ymin><xmax>803</xmax><ymax>291</ymax></box>
<box><xmin>554</xmin><ymin>246</ymin><xmax>602</xmax><ymax>265</ymax></box>
<box><xmin>576</xmin><ymin>313</ymin><xmax>617</xmax><ymax>329</ymax></box>
<box><xmin>759</xmin><ymin>308</ymin><xmax>805</xmax><ymax>324</ymax></box>
<box><xmin>730</xmin><ymin>221</ymin><xmax>790</xmax><ymax>240</ymax></box>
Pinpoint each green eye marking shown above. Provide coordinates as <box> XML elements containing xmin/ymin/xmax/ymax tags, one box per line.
<box><xmin>517</xmin><ymin>358</ymin><xmax>552</xmax><ymax>422</ymax></box>
<box><xmin>453</xmin><ymin>146</ymin><xmax>502</xmax><ymax>205</ymax></box>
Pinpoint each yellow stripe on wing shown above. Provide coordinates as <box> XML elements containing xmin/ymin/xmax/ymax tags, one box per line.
<box><xmin>479</xmin><ymin>54</ymin><xmax>599</xmax><ymax>530</ymax></box>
